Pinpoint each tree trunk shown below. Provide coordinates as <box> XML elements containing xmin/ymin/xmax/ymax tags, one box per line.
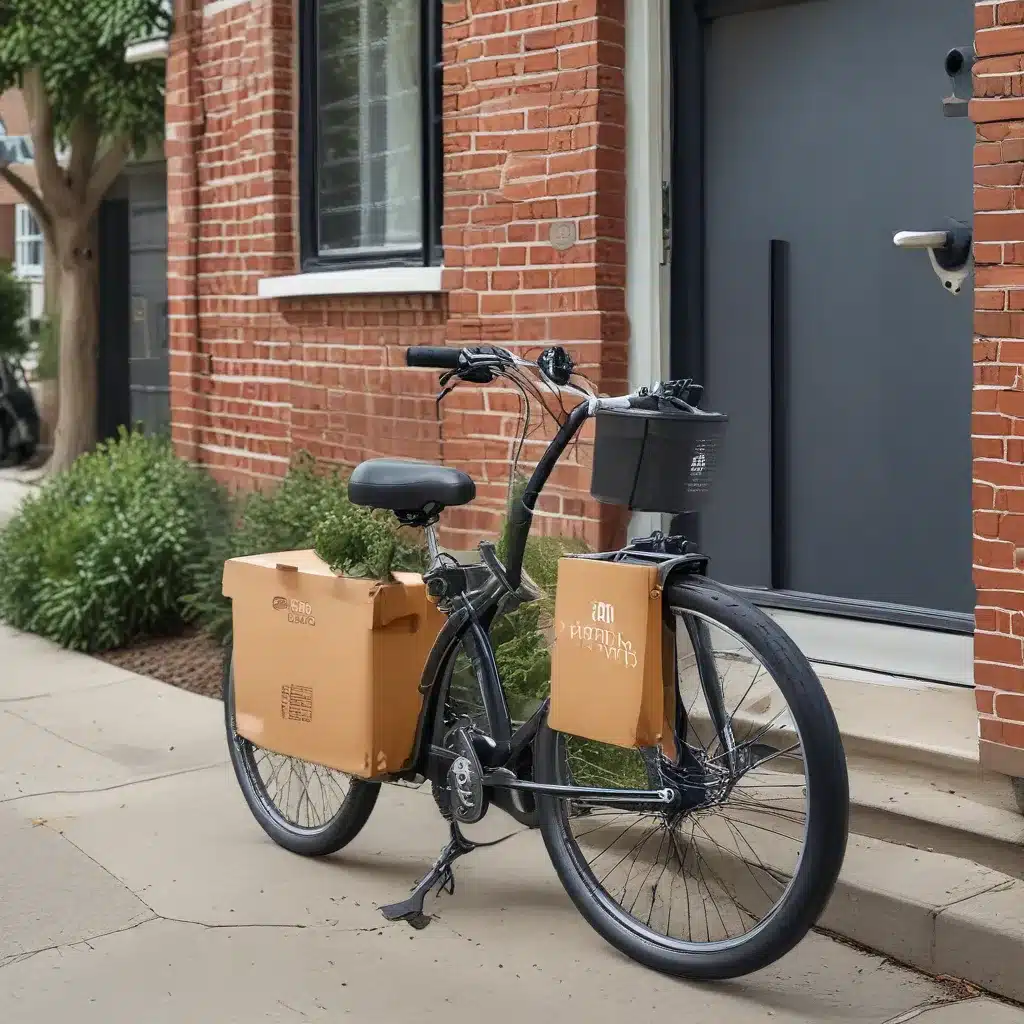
<box><xmin>44</xmin><ymin>237</ymin><xmax>60</xmax><ymax>319</ymax></box>
<box><xmin>47</xmin><ymin>225</ymin><xmax>99</xmax><ymax>475</ymax></box>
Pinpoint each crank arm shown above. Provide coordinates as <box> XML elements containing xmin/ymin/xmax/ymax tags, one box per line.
<box><xmin>483</xmin><ymin>773</ymin><xmax>676</xmax><ymax>806</ymax></box>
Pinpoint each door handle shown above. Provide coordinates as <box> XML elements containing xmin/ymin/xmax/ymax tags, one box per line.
<box><xmin>893</xmin><ymin>221</ymin><xmax>973</xmax><ymax>296</ymax></box>
<box><xmin>893</xmin><ymin>230</ymin><xmax>951</xmax><ymax>250</ymax></box>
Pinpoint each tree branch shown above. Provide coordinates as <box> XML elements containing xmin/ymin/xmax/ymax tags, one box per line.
<box><xmin>22</xmin><ymin>67</ymin><xmax>72</xmax><ymax>217</ymax></box>
<box><xmin>68</xmin><ymin>117</ymin><xmax>100</xmax><ymax>203</ymax></box>
<box><xmin>0</xmin><ymin>165</ymin><xmax>53</xmax><ymax>239</ymax></box>
<box><xmin>84</xmin><ymin>137</ymin><xmax>132</xmax><ymax>219</ymax></box>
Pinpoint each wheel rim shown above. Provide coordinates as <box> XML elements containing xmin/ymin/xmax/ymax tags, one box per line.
<box><xmin>227</xmin><ymin>662</ymin><xmax>353</xmax><ymax>836</ymax></box>
<box><xmin>552</xmin><ymin>609</ymin><xmax>811</xmax><ymax>954</ymax></box>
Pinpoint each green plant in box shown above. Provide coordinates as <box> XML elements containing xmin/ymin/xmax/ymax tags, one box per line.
<box><xmin>185</xmin><ymin>454</ymin><xmax>355</xmax><ymax>645</ymax></box>
<box><xmin>312</xmin><ymin>506</ymin><xmax>424</xmax><ymax>583</ymax></box>
<box><xmin>187</xmin><ymin>453</ymin><xmax>427</xmax><ymax>645</ymax></box>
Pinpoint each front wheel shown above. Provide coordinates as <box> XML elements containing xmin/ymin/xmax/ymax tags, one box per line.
<box><xmin>535</xmin><ymin>577</ymin><xmax>849</xmax><ymax>980</ymax></box>
<box><xmin>224</xmin><ymin>648</ymin><xmax>380</xmax><ymax>856</ymax></box>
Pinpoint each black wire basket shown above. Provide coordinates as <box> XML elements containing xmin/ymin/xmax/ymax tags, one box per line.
<box><xmin>590</xmin><ymin>405</ymin><xmax>728</xmax><ymax>513</ymax></box>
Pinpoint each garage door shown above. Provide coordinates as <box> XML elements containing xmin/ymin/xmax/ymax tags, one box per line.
<box><xmin>696</xmin><ymin>0</ymin><xmax>974</xmax><ymax>619</ymax></box>
<box><xmin>129</xmin><ymin>169</ymin><xmax>170</xmax><ymax>436</ymax></box>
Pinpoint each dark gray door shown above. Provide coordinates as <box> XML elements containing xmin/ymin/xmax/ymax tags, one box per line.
<box><xmin>128</xmin><ymin>169</ymin><xmax>169</xmax><ymax>435</ymax></box>
<box><xmin>701</xmin><ymin>0</ymin><xmax>974</xmax><ymax>615</ymax></box>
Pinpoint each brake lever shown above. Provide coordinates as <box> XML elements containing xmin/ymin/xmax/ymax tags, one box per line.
<box><xmin>436</xmin><ymin>371</ymin><xmax>458</xmax><ymax>409</ymax></box>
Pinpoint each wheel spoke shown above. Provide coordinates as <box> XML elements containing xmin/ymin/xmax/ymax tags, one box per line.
<box><xmin>551</xmin><ymin>597</ymin><xmax>830</xmax><ymax>956</ymax></box>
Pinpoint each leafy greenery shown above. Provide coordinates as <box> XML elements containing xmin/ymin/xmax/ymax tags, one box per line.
<box><xmin>0</xmin><ymin>0</ymin><xmax>169</xmax><ymax>470</ymax></box>
<box><xmin>312</xmin><ymin>507</ymin><xmax>424</xmax><ymax>583</ymax></box>
<box><xmin>0</xmin><ymin>428</ymin><xmax>226</xmax><ymax>652</ymax></box>
<box><xmin>0</xmin><ymin>0</ymin><xmax>168</xmax><ymax>152</ymax></box>
<box><xmin>186</xmin><ymin>454</ymin><xmax>426</xmax><ymax>644</ymax></box>
<box><xmin>492</xmin><ymin>528</ymin><xmax>590</xmax><ymax>718</ymax></box>
<box><xmin>0</xmin><ymin>262</ymin><xmax>29</xmax><ymax>360</ymax></box>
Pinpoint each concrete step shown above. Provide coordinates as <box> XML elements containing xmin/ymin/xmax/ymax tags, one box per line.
<box><xmin>821</xmin><ymin>831</ymin><xmax>1023</xmax><ymax>1005</ymax></box>
<box><xmin>808</xmin><ymin>665</ymin><xmax>1024</xmax><ymax>877</ymax></box>
<box><xmin>847</xmin><ymin>757</ymin><xmax>1024</xmax><ymax>881</ymax></box>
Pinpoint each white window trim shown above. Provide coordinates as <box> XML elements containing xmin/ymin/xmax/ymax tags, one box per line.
<box><xmin>125</xmin><ymin>38</ymin><xmax>169</xmax><ymax>63</ymax></box>
<box><xmin>257</xmin><ymin>266</ymin><xmax>444</xmax><ymax>299</ymax></box>
<box><xmin>14</xmin><ymin>204</ymin><xmax>44</xmax><ymax>281</ymax></box>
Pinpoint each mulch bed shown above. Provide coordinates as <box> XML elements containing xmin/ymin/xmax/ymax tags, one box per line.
<box><xmin>97</xmin><ymin>627</ymin><xmax>226</xmax><ymax>700</ymax></box>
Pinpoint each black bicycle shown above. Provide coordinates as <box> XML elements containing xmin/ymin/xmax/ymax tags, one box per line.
<box><xmin>224</xmin><ymin>344</ymin><xmax>849</xmax><ymax>980</ymax></box>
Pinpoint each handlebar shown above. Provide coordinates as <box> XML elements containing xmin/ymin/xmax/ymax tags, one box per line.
<box><xmin>404</xmin><ymin>345</ymin><xmax>708</xmax><ymax>414</ymax></box>
<box><xmin>406</xmin><ymin>346</ymin><xmax>464</xmax><ymax>370</ymax></box>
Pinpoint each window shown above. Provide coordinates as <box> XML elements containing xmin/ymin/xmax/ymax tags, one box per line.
<box><xmin>15</xmin><ymin>205</ymin><xmax>44</xmax><ymax>279</ymax></box>
<box><xmin>300</xmin><ymin>0</ymin><xmax>442</xmax><ymax>269</ymax></box>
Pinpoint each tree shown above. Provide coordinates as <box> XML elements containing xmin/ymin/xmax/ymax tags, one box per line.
<box><xmin>0</xmin><ymin>0</ymin><xmax>169</xmax><ymax>473</ymax></box>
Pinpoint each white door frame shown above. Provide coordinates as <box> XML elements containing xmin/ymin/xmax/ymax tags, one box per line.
<box><xmin>625</xmin><ymin>0</ymin><xmax>670</xmax><ymax>540</ymax></box>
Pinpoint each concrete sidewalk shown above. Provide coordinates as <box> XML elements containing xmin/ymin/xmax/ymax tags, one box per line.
<box><xmin>1</xmin><ymin>623</ymin><xmax>1022</xmax><ymax>1023</ymax></box>
<box><xmin>0</xmin><ymin>470</ymin><xmax>30</xmax><ymax>526</ymax></box>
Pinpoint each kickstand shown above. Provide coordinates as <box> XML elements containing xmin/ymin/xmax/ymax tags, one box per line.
<box><xmin>379</xmin><ymin>823</ymin><xmax>475</xmax><ymax>930</ymax></box>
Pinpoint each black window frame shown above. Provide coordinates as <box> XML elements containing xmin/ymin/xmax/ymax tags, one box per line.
<box><xmin>298</xmin><ymin>0</ymin><xmax>443</xmax><ymax>272</ymax></box>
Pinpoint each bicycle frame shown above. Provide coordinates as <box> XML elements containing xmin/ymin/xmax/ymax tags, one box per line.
<box><xmin>395</xmin><ymin>395</ymin><xmax>706</xmax><ymax>809</ymax></box>
<box><xmin>397</xmin><ymin>401</ymin><xmax>588</xmax><ymax>786</ymax></box>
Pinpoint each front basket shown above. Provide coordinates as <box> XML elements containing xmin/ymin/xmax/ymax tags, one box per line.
<box><xmin>590</xmin><ymin>407</ymin><xmax>727</xmax><ymax>514</ymax></box>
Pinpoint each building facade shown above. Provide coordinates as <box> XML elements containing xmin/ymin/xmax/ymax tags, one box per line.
<box><xmin>0</xmin><ymin>90</ymin><xmax>46</xmax><ymax>321</ymax></box>
<box><xmin>163</xmin><ymin>0</ymin><xmax>1024</xmax><ymax>785</ymax></box>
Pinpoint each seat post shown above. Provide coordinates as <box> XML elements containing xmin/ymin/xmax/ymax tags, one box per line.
<box><xmin>424</xmin><ymin>523</ymin><xmax>441</xmax><ymax>568</ymax></box>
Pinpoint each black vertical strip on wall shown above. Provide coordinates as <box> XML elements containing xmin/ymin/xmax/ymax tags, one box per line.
<box><xmin>96</xmin><ymin>199</ymin><xmax>132</xmax><ymax>442</ymax></box>
<box><xmin>668</xmin><ymin>1</ymin><xmax>706</xmax><ymax>547</ymax></box>
<box><xmin>770</xmin><ymin>239</ymin><xmax>790</xmax><ymax>591</ymax></box>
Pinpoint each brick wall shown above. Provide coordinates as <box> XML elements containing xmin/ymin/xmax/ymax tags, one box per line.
<box><xmin>973</xmin><ymin>0</ymin><xmax>1024</xmax><ymax>779</ymax></box>
<box><xmin>167</xmin><ymin>0</ymin><xmax>627</xmax><ymax>551</ymax></box>
<box><xmin>439</xmin><ymin>0</ymin><xmax>627</xmax><ymax>549</ymax></box>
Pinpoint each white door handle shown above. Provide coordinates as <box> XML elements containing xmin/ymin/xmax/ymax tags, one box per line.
<box><xmin>893</xmin><ymin>230</ymin><xmax>951</xmax><ymax>250</ymax></box>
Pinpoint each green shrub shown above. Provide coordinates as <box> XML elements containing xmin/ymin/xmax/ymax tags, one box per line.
<box><xmin>0</xmin><ymin>262</ymin><xmax>29</xmax><ymax>361</ymax></box>
<box><xmin>0</xmin><ymin>429</ymin><xmax>227</xmax><ymax>652</ymax></box>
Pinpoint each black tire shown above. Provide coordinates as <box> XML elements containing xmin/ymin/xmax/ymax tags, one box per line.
<box><xmin>535</xmin><ymin>576</ymin><xmax>849</xmax><ymax>980</ymax></box>
<box><xmin>223</xmin><ymin>648</ymin><xmax>380</xmax><ymax>857</ymax></box>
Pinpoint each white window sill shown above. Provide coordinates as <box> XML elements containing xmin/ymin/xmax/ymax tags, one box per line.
<box><xmin>125</xmin><ymin>38</ymin><xmax>169</xmax><ymax>63</ymax></box>
<box><xmin>258</xmin><ymin>266</ymin><xmax>444</xmax><ymax>300</ymax></box>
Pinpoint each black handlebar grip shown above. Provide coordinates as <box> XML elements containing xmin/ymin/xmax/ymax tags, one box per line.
<box><xmin>406</xmin><ymin>346</ymin><xmax>463</xmax><ymax>370</ymax></box>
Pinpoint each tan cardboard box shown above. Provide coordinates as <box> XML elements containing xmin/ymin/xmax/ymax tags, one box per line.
<box><xmin>549</xmin><ymin>558</ymin><xmax>674</xmax><ymax>751</ymax></box>
<box><xmin>222</xmin><ymin>550</ymin><xmax>445</xmax><ymax>779</ymax></box>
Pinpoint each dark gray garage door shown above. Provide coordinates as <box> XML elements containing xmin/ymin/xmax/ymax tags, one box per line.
<box><xmin>699</xmin><ymin>0</ymin><xmax>974</xmax><ymax>617</ymax></box>
<box><xmin>128</xmin><ymin>169</ymin><xmax>169</xmax><ymax>436</ymax></box>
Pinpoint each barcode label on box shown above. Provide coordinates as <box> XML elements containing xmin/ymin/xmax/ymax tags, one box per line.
<box><xmin>280</xmin><ymin>684</ymin><xmax>313</xmax><ymax>723</ymax></box>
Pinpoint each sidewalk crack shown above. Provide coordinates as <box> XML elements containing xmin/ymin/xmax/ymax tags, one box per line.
<box><xmin>0</xmin><ymin>761</ymin><xmax>227</xmax><ymax>805</ymax></box>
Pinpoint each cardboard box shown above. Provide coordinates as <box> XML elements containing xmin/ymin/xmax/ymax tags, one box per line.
<box><xmin>549</xmin><ymin>557</ymin><xmax>675</xmax><ymax>751</ymax></box>
<box><xmin>222</xmin><ymin>550</ymin><xmax>445</xmax><ymax>779</ymax></box>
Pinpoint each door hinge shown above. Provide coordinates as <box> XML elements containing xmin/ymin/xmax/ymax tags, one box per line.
<box><xmin>661</xmin><ymin>181</ymin><xmax>672</xmax><ymax>265</ymax></box>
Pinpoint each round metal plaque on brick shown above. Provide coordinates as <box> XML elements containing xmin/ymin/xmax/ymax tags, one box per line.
<box><xmin>549</xmin><ymin>220</ymin><xmax>577</xmax><ymax>251</ymax></box>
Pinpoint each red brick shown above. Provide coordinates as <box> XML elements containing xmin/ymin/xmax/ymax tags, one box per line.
<box><xmin>995</xmin><ymin>691</ymin><xmax>1024</xmax><ymax>722</ymax></box>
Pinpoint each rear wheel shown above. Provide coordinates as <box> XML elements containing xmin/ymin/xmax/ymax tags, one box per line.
<box><xmin>535</xmin><ymin>577</ymin><xmax>848</xmax><ymax>979</ymax></box>
<box><xmin>224</xmin><ymin>649</ymin><xmax>380</xmax><ymax>856</ymax></box>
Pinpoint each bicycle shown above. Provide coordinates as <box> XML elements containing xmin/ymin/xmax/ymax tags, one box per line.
<box><xmin>223</xmin><ymin>344</ymin><xmax>849</xmax><ymax>980</ymax></box>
